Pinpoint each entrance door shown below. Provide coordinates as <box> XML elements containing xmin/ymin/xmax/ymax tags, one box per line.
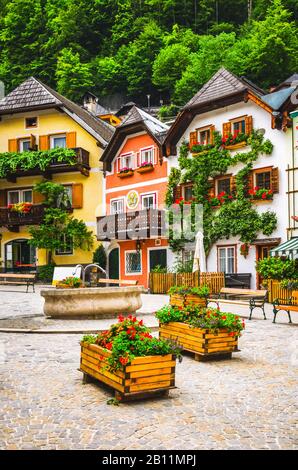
<box><xmin>108</xmin><ymin>248</ymin><xmax>120</xmax><ymax>280</ymax></box>
<box><xmin>256</xmin><ymin>245</ymin><xmax>274</xmax><ymax>288</ymax></box>
<box><xmin>5</xmin><ymin>239</ymin><xmax>36</xmax><ymax>272</ymax></box>
<box><xmin>149</xmin><ymin>248</ymin><xmax>167</xmax><ymax>271</ymax></box>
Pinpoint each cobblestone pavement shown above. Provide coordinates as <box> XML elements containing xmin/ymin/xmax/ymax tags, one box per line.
<box><xmin>0</xmin><ymin>319</ymin><xmax>297</xmax><ymax>450</ymax></box>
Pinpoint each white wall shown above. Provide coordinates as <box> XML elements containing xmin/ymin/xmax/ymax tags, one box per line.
<box><xmin>169</xmin><ymin>99</ymin><xmax>292</xmax><ymax>288</ymax></box>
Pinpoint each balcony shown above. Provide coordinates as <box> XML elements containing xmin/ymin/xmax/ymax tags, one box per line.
<box><xmin>0</xmin><ymin>204</ymin><xmax>45</xmax><ymax>231</ymax></box>
<box><xmin>4</xmin><ymin>147</ymin><xmax>90</xmax><ymax>182</ymax></box>
<box><xmin>97</xmin><ymin>209</ymin><xmax>167</xmax><ymax>241</ymax></box>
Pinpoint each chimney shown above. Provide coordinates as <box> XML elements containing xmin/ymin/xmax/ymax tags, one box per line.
<box><xmin>83</xmin><ymin>92</ymin><xmax>98</xmax><ymax>115</ymax></box>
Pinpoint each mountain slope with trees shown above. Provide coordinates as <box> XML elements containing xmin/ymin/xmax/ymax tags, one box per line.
<box><xmin>0</xmin><ymin>0</ymin><xmax>297</xmax><ymax>107</ymax></box>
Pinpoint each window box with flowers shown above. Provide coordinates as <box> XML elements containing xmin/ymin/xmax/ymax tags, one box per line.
<box><xmin>248</xmin><ymin>187</ymin><xmax>273</xmax><ymax>202</ymax></box>
<box><xmin>8</xmin><ymin>202</ymin><xmax>33</xmax><ymax>213</ymax></box>
<box><xmin>190</xmin><ymin>142</ymin><xmax>215</xmax><ymax>157</ymax></box>
<box><xmin>157</xmin><ymin>305</ymin><xmax>244</xmax><ymax>361</ymax></box>
<box><xmin>80</xmin><ymin>315</ymin><xmax>181</xmax><ymax>401</ymax></box>
<box><xmin>137</xmin><ymin>161</ymin><xmax>154</xmax><ymax>174</ymax></box>
<box><xmin>117</xmin><ymin>167</ymin><xmax>134</xmax><ymax>178</ymax></box>
<box><xmin>222</xmin><ymin>132</ymin><xmax>249</xmax><ymax>150</ymax></box>
<box><xmin>209</xmin><ymin>191</ymin><xmax>234</xmax><ymax>208</ymax></box>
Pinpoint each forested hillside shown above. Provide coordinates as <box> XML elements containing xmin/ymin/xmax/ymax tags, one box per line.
<box><xmin>0</xmin><ymin>0</ymin><xmax>297</xmax><ymax>108</ymax></box>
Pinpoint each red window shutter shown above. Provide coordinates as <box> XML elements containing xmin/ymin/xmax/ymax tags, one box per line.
<box><xmin>66</xmin><ymin>132</ymin><xmax>77</xmax><ymax>149</ymax></box>
<box><xmin>39</xmin><ymin>135</ymin><xmax>49</xmax><ymax>150</ymax></box>
<box><xmin>271</xmin><ymin>167</ymin><xmax>279</xmax><ymax>193</ymax></box>
<box><xmin>222</xmin><ymin>122</ymin><xmax>231</xmax><ymax>139</ymax></box>
<box><xmin>8</xmin><ymin>139</ymin><xmax>18</xmax><ymax>152</ymax></box>
<box><xmin>72</xmin><ymin>183</ymin><xmax>83</xmax><ymax>209</ymax></box>
<box><xmin>245</xmin><ymin>116</ymin><xmax>253</xmax><ymax>135</ymax></box>
<box><xmin>0</xmin><ymin>189</ymin><xmax>6</xmax><ymax>206</ymax></box>
<box><xmin>189</xmin><ymin>131</ymin><xmax>197</xmax><ymax>148</ymax></box>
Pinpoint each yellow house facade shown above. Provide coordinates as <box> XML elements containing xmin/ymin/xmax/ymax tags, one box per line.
<box><xmin>0</xmin><ymin>77</ymin><xmax>114</xmax><ymax>272</ymax></box>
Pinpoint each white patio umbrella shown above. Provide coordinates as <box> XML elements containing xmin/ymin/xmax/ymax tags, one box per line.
<box><xmin>192</xmin><ymin>231</ymin><xmax>207</xmax><ymax>273</ymax></box>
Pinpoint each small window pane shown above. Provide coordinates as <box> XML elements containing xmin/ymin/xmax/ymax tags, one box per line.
<box><xmin>111</xmin><ymin>199</ymin><xmax>124</xmax><ymax>214</ymax></box>
<box><xmin>8</xmin><ymin>191</ymin><xmax>20</xmax><ymax>204</ymax></box>
<box><xmin>184</xmin><ymin>186</ymin><xmax>193</xmax><ymax>201</ymax></box>
<box><xmin>256</xmin><ymin>172</ymin><xmax>271</xmax><ymax>190</ymax></box>
<box><xmin>55</xmin><ymin>235</ymin><xmax>73</xmax><ymax>255</ymax></box>
<box><xmin>199</xmin><ymin>129</ymin><xmax>211</xmax><ymax>145</ymax></box>
<box><xmin>52</xmin><ymin>136</ymin><xmax>66</xmax><ymax>149</ymax></box>
<box><xmin>20</xmin><ymin>140</ymin><xmax>31</xmax><ymax>152</ymax></box>
<box><xmin>141</xmin><ymin>148</ymin><xmax>153</xmax><ymax>164</ymax></box>
<box><xmin>126</xmin><ymin>252</ymin><xmax>141</xmax><ymax>274</ymax></box>
<box><xmin>22</xmin><ymin>190</ymin><xmax>33</xmax><ymax>203</ymax></box>
<box><xmin>233</xmin><ymin>120</ymin><xmax>246</xmax><ymax>134</ymax></box>
<box><xmin>142</xmin><ymin>195</ymin><xmax>155</xmax><ymax>209</ymax></box>
<box><xmin>25</xmin><ymin>117</ymin><xmax>37</xmax><ymax>128</ymax></box>
<box><xmin>217</xmin><ymin>178</ymin><xmax>231</xmax><ymax>195</ymax></box>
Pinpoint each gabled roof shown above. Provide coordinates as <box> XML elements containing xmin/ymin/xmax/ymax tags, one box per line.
<box><xmin>274</xmin><ymin>73</ymin><xmax>298</xmax><ymax>91</ymax></box>
<box><xmin>184</xmin><ymin>67</ymin><xmax>264</xmax><ymax>109</ymax></box>
<box><xmin>0</xmin><ymin>77</ymin><xmax>115</xmax><ymax>146</ymax></box>
<box><xmin>121</xmin><ymin>106</ymin><xmax>168</xmax><ymax>141</ymax></box>
<box><xmin>100</xmin><ymin>106</ymin><xmax>169</xmax><ymax>170</ymax></box>
<box><xmin>164</xmin><ymin>67</ymin><xmax>269</xmax><ymax>152</ymax></box>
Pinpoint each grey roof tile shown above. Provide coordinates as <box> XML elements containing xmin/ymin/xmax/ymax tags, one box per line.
<box><xmin>184</xmin><ymin>67</ymin><xmax>263</xmax><ymax>109</ymax></box>
<box><xmin>0</xmin><ymin>77</ymin><xmax>114</xmax><ymax>144</ymax></box>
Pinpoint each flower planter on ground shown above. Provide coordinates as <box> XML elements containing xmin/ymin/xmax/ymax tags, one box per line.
<box><xmin>169</xmin><ymin>286</ymin><xmax>209</xmax><ymax>309</ymax></box>
<box><xmin>184</xmin><ymin>294</ymin><xmax>207</xmax><ymax>308</ymax></box>
<box><xmin>80</xmin><ymin>342</ymin><xmax>176</xmax><ymax>400</ymax></box>
<box><xmin>117</xmin><ymin>170</ymin><xmax>134</xmax><ymax>178</ymax></box>
<box><xmin>170</xmin><ymin>293</ymin><xmax>185</xmax><ymax>307</ymax></box>
<box><xmin>136</xmin><ymin>164</ymin><xmax>154</xmax><ymax>174</ymax></box>
<box><xmin>159</xmin><ymin>322</ymin><xmax>239</xmax><ymax>361</ymax></box>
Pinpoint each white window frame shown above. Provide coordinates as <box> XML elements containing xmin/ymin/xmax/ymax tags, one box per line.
<box><xmin>117</xmin><ymin>152</ymin><xmax>134</xmax><ymax>172</ymax></box>
<box><xmin>125</xmin><ymin>250</ymin><xmax>142</xmax><ymax>275</ymax></box>
<box><xmin>50</xmin><ymin>134</ymin><xmax>67</xmax><ymax>149</ymax></box>
<box><xmin>25</xmin><ymin>117</ymin><xmax>38</xmax><ymax>129</ymax></box>
<box><xmin>217</xmin><ymin>245</ymin><xmax>236</xmax><ymax>274</ymax></box>
<box><xmin>110</xmin><ymin>197</ymin><xmax>125</xmax><ymax>215</ymax></box>
<box><xmin>139</xmin><ymin>146</ymin><xmax>155</xmax><ymax>166</ymax></box>
<box><xmin>197</xmin><ymin>126</ymin><xmax>212</xmax><ymax>145</ymax></box>
<box><xmin>141</xmin><ymin>192</ymin><xmax>157</xmax><ymax>210</ymax></box>
<box><xmin>7</xmin><ymin>189</ymin><xmax>33</xmax><ymax>205</ymax></box>
<box><xmin>19</xmin><ymin>138</ymin><xmax>31</xmax><ymax>152</ymax></box>
<box><xmin>55</xmin><ymin>234</ymin><xmax>73</xmax><ymax>256</ymax></box>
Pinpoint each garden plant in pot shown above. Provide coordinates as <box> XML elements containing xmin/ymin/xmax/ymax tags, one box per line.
<box><xmin>80</xmin><ymin>315</ymin><xmax>182</xmax><ymax>402</ymax></box>
<box><xmin>156</xmin><ymin>305</ymin><xmax>245</xmax><ymax>361</ymax></box>
<box><xmin>168</xmin><ymin>285</ymin><xmax>210</xmax><ymax>308</ymax></box>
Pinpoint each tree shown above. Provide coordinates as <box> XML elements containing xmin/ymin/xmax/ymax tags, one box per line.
<box><xmin>29</xmin><ymin>182</ymin><xmax>94</xmax><ymax>264</ymax></box>
<box><xmin>56</xmin><ymin>48</ymin><xmax>94</xmax><ymax>101</ymax></box>
<box><xmin>174</xmin><ymin>33</ymin><xmax>237</xmax><ymax>104</ymax></box>
<box><xmin>152</xmin><ymin>43</ymin><xmax>191</xmax><ymax>94</ymax></box>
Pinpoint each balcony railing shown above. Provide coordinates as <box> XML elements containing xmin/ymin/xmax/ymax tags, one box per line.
<box><xmin>4</xmin><ymin>147</ymin><xmax>90</xmax><ymax>182</ymax></box>
<box><xmin>97</xmin><ymin>209</ymin><xmax>167</xmax><ymax>241</ymax></box>
<box><xmin>0</xmin><ymin>204</ymin><xmax>45</xmax><ymax>229</ymax></box>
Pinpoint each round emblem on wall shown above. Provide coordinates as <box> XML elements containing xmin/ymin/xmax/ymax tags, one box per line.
<box><xmin>126</xmin><ymin>190</ymin><xmax>139</xmax><ymax>209</ymax></box>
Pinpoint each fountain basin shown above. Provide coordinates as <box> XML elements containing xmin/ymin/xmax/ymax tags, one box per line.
<box><xmin>40</xmin><ymin>286</ymin><xmax>146</xmax><ymax>318</ymax></box>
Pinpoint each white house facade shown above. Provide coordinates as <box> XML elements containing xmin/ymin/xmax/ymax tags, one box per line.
<box><xmin>165</xmin><ymin>68</ymin><xmax>297</xmax><ymax>289</ymax></box>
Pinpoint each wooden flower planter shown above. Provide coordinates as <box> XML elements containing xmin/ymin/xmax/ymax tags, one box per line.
<box><xmin>224</xmin><ymin>141</ymin><xmax>247</xmax><ymax>150</ymax></box>
<box><xmin>159</xmin><ymin>322</ymin><xmax>239</xmax><ymax>361</ymax></box>
<box><xmin>170</xmin><ymin>293</ymin><xmax>207</xmax><ymax>308</ymax></box>
<box><xmin>80</xmin><ymin>342</ymin><xmax>176</xmax><ymax>400</ymax></box>
<box><xmin>117</xmin><ymin>170</ymin><xmax>134</xmax><ymax>178</ymax></box>
<box><xmin>136</xmin><ymin>165</ymin><xmax>154</xmax><ymax>174</ymax></box>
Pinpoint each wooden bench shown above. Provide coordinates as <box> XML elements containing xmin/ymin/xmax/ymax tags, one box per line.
<box><xmin>0</xmin><ymin>273</ymin><xmax>36</xmax><ymax>293</ymax></box>
<box><xmin>97</xmin><ymin>278</ymin><xmax>138</xmax><ymax>286</ymax></box>
<box><xmin>272</xmin><ymin>294</ymin><xmax>298</xmax><ymax>323</ymax></box>
<box><xmin>208</xmin><ymin>287</ymin><xmax>267</xmax><ymax>320</ymax></box>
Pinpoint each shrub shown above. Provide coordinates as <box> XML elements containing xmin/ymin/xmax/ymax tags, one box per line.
<box><xmin>256</xmin><ymin>257</ymin><xmax>298</xmax><ymax>281</ymax></box>
<box><xmin>38</xmin><ymin>263</ymin><xmax>55</xmax><ymax>283</ymax></box>
<box><xmin>168</xmin><ymin>285</ymin><xmax>210</xmax><ymax>297</ymax></box>
<box><xmin>92</xmin><ymin>244</ymin><xmax>107</xmax><ymax>270</ymax></box>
